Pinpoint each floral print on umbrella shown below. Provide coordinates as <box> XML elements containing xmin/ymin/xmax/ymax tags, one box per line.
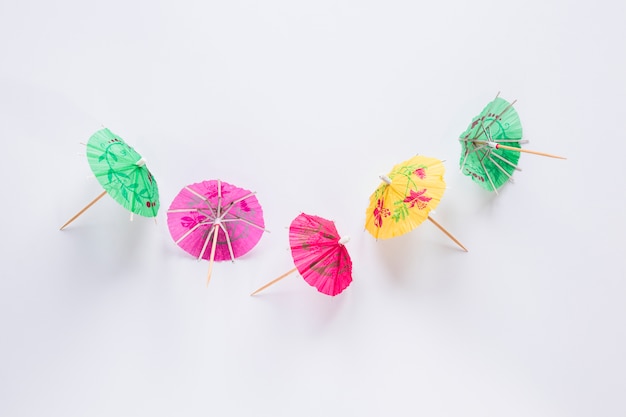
<box><xmin>373</xmin><ymin>198</ymin><xmax>390</xmax><ymax>228</ymax></box>
<box><xmin>365</xmin><ymin>155</ymin><xmax>448</xmax><ymax>240</ymax></box>
<box><xmin>403</xmin><ymin>188</ymin><xmax>431</xmax><ymax>210</ymax></box>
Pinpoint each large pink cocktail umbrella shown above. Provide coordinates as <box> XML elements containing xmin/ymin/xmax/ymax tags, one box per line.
<box><xmin>251</xmin><ymin>213</ymin><xmax>352</xmax><ymax>296</ymax></box>
<box><xmin>167</xmin><ymin>179</ymin><xmax>267</xmax><ymax>285</ymax></box>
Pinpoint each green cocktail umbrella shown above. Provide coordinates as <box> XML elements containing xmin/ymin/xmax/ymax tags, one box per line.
<box><xmin>60</xmin><ymin>128</ymin><xmax>159</xmax><ymax>230</ymax></box>
<box><xmin>459</xmin><ymin>93</ymin><xmax>565</xmax><ymax>193</ymax></box>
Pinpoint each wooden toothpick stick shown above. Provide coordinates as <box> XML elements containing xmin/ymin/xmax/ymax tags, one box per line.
<box><xmin>475</xmin><ymin>141</ymin><xmax>566</xmax><ymax>159</ymax></box>
<box><xmin>59</xmin><ymin>190</ymin><xmax>107</xmax><ymax>230</ymax></box>
<box><xmin>206</xmin><ymin>225</ymin><xmax>220</xmax><ymax>287</ymax></box>
<box><xmin>427</xmin><ymin>216</ymin><xmax>468</xmax><ymax>252</ymax></box>
<box><xmin>250</xmin><ymin>267</ymin><xmax>298</xmax><ymax>296</ymax></box>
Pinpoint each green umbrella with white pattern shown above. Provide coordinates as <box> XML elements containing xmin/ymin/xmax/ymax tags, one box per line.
<box><xmin>459</xmin><ymin>93</ymin><xmax>565</xmax><ymax>194</ymax></box>
<box><xmin>60</xmin><ymin>128</ymin><xmax>159</xmax><ymax>230</ymax></box>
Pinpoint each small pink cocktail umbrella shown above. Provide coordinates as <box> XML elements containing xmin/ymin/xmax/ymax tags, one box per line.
<box><xmin>167</xmin><ymin>179</ymin><xmax>267</xmax><ymax>285</ymax></box>
<box><xmin>251</xmin><ymin>213</ymin><xmax>352</xmax><ymax>296</ymax></box>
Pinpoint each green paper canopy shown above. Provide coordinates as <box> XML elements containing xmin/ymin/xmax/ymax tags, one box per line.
<box><xmin>86</xmin><ymin>128</ymin><xmax>159</xmax><ymax>217</ymax></box>
<box><xmin>459</xmin><ymin>96</ymin><xmax>523</xmax><ymax>192</ymax></box>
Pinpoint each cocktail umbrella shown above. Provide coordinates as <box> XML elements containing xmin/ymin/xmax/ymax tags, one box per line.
<box><xmin>60</xmin><ymin>128</ymin><xmax>159</xmax><ymax>229</ymax></box>
<box><xmin>251</xmin><ymin>213</ymin><xmax>352</xmax><ymax>296</ymax></box>
<box><xmin>459</xmin><ymin>92</ymin><xmax>566</xmax><ymax>193</ymax></box>
<box><xmin>365</xmin><ymin>154</ymin><xmax>467</xmax><ymax>251</ymax></box>
<box><xmin>167</xmin><ymin>179</ymin><xmax>267</xmax><ymax>285</ymax></box>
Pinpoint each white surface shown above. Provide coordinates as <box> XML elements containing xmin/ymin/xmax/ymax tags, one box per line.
<box><xmin>1</xmin><ymin>1</ymin><xmax>625</xmax><ymax>416</ymax></box>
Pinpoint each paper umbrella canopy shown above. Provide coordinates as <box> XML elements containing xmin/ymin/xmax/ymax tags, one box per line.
<box><xmin>364</xmin><ymin>154</ymin><xmax>467</xmax><ymax>251</ymax></box>
<box><xmin>251</xmin><ymin>213</ymin><xmax>352</xmax><ymax>296</ymax></box>
<box><xmin>459</xmin><ymin>93</ymin><xmax>566</xmax><ymax>193</ymax></box>
<box><xmin>167</xmin><ymin>179</ymin><xmax>267</xmax><ymax>284</ymax></box>
<box><xmin>60</xmin><ymin>128</ymin><xmax>159</xmax><ymax>230</ymax></box>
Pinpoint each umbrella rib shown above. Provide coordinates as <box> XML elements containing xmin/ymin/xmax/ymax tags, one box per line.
<box><xmin>469</xmin><ymin>142</ymin><xmax>488</xmax><ymax>154</ymax></box>
<box><xmin>198</xmin><ymin>224</ymin><xmax>216</xmax><ymax>261</ymax></box>
<box><xmin>175</xmin><ymin>221</ymin><xmax>209</xmax><ymax>245</ymax></box>
<box><xmin>216</xmin><ymin>179</ymin><xmax>222</xmax><ymax>218</ymax></box>
<box><xmin>311</xmin><ymin>246</ymin><xmax>343</xmax><ymax>293</ymax></box>
<box><xmin>464</xmin><ymin>110</ymin><xmax>492</xmax><ymax>143</ymax></box>
<box><xmin>462</xmin><ymin>142</ymin><xmax>489</xmax><ymax>169</ymax></box>
<box><xmin>459</xmin><ymin>148</ymin><xmax>471</xmax><ymax>172</ymax></box>
<box><xmin>290</xmin><ymin>241</ymin><xmax>339</xmax><ymax>250</ymax></box>
<box><xmin>477</xmin><ymin>153</ymin><xmax>499</xmax><ymax>194</ymax></box>
<box><xmin>303</xmin><ymin>246</ymin><xmax>339</xmax><ymax>274</ymax></box>
<box><xmin>473</xmin><ymin>138</ymin><xmax>525</xmax><ymax>146</ymax></box>
<box><xmin>471</xmin><ymin>117</ymin><xmax>493</xmax><ymax>144</ymax></box>
<box><xmin>167</xmin><ymin>207</ymin><xmax>215</xmax><ymax>215</ymax></box>
<box><xmin>184</xmin><ymin>186</ymin><xmax>217</xmax><ymax>218</ymax></box>
<box><xmin>468</xmin><ymin>136</ymin><xmax>524</xmax><ymax>145</ymax></box>
<box><xmin>289</xmin><ymin>226</ymin><xmax>325</xmax><ymax>237</ymax></box>
<box><xmin>487</xmin><ymin>155</ymin><xmax>514</xmax><ymax>179</ymax></box>
<box><xmin>490</xmin><ymin>151</ymin><xmax>522</xmax><ymax>171</ymax></box>
<box><xmin>481</xmin><ymin>122</ymin><xmax>493</xmax><ymax>143</ymax></box>
<box><xmin>221</xmin><ymin>216</ymin><xmax>268</xmax><ymax>232</ymax></box>
<box><xmin>333</xmin><ymin>250</ymin><xmax>346</xmax><ymax>295</ymax></box>
<box><xmin>290</xmin><ymin>224</ymin><xmax>323</xmax><ymax>233</ymax></box>
<box><xmin>218</xmin><ymin>222</ymin><xmax>235</xmax><ymax>262</ymax></box>
<box><xmin>219</xmin><ymin>192</ymin><xmax>257</xmax><ymax>218</ymax></box>
<box><xmin>468</xmin><ymin>95</ymin><xmax>517</xmax><ymax>142</ymax></box>
<box><xmin>476</xmin><ymin>147</ymin><xmax>492</xmax><ymax>167</ymax></box>
<box><xmin>493</xmin><ymin>138</ymin><xmax>525</xmax><ymax>144</ymax></box>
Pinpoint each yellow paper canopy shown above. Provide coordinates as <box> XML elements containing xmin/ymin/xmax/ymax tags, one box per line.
<box><xmin>365</xmin><ymin>155</ymin><xmax>446</xmax><ymax>240</ymax></box>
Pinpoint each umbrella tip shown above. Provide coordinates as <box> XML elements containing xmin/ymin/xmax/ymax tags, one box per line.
<box><xmin>135</xmin><ymin>158</ymin><xmax>146</xmax><ymax>167</ymax></box>
<box><xmin>379</xmin><ymin>174</ymin><xmax>392</xmax><ymax>184</ymax></box>
<box><xmin>338</xmin><ymin>236</ymin><xmax>350</xmax><ymax>245</ymax></box>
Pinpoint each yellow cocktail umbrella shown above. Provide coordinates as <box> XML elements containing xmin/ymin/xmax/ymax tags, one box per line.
<box><xmin>365</xmin><ymin>154</ymin><xmax>467</xmax><ymax>251</ymax></box>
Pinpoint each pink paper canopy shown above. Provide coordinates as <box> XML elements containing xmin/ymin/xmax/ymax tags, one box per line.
<box><xmin>167</xmin><ymin>180</ymin><xmax>265</xmax><ymax>261</ymax></box>
<box><xmin>289</xmin><ymin>213</ymin><xmax>352</xmax><ymax>296</ymax></box>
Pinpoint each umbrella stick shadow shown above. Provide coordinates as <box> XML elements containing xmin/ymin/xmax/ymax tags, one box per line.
<box><xmin>448</xmin><ymin>172</ymin><xmax>502</xmax><ymax>219</ymax></box>
<box><xmin>63</xmin><ymin>214</ymin><xmax>155</xmax><ymax>280</ymax></box>
<box><xmin>250</xmin><ymin>280</ymin><xmax>348</xmax><ymax>330</ymax></box>
<box><xmin>465</xmin><ymin>182</ymin><xmax>512</xmax><ymax>217</ymax></box>
<box><xmin>368</xmin><ymin>232</ymin><xmax>426</xmax><ymax>285</ymax></box>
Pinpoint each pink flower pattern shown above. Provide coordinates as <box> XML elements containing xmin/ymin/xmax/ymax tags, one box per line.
<box><xmin>413</xmin><ymin>167</ymin><xmax>426</xmax><ymax>179</ymax></box>
<box><xmin>373</xmin><ymin>198</ymin><xmax>390</xmax><ymax>228</ymax></box>
<box><xmin>180</xmin><ymin>213</ymin><xmax>207</xmax><ymax>228</ymax></box>
<box><xmin>403</xmin><ymin>189</ymin><xmax>431</xmax><ymax>210</ymax></box>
